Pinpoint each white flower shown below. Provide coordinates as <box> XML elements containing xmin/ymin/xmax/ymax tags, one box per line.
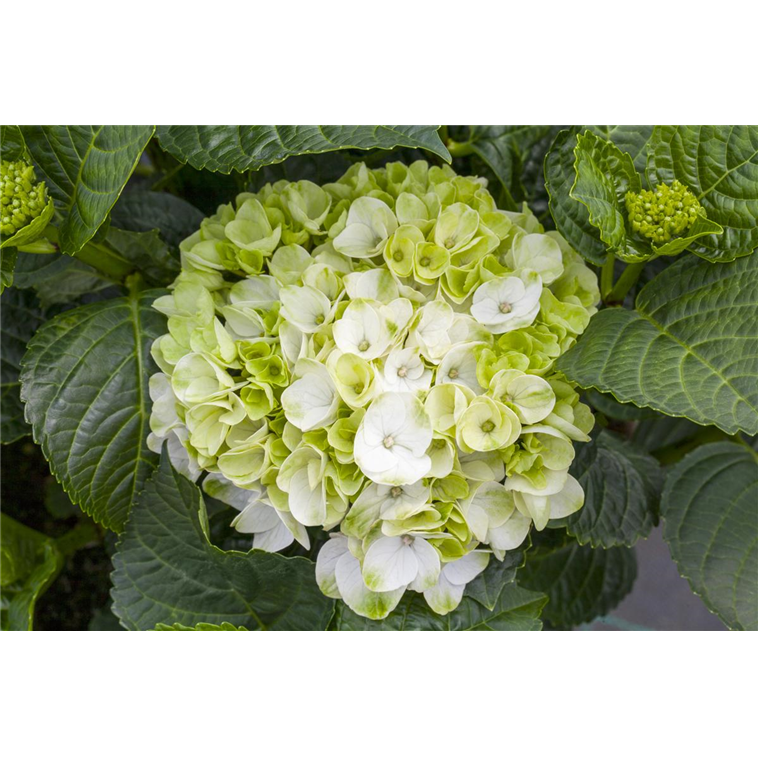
<box><xmin>407</xmin><ymin>300</ymin><xmax>454</xmax><ymax>363</ymax></box>
<box><xmin>281</xmin><ymin>359</ymin><xmax>339</xmax><ymax>431</ymax></box>
<box><xmin>470</xmin><ymin>270</ymin><xmax>542</xmax><ymax>334</ymax></box>
<box><xmin>333</xmin><ymin>196</ymin><xmax>398</xmax><ymax>258</ymax></box>
<box><xmin>342</xmin><ymin>481</ymin><xmax>431</xmax><ymax>538</ymax></box>
<box><xmin>316</xmin><ymin>534</ymin><xmax>405</xmax><ymax>620</ymax></box>
<box><xmin>506</xmin><ymin>232</ymin><xmax>564</xmax><ymax>285</ymax></box>
<box><xmin>381</xmin><ymin>347</ymin><xmax>432</xmax><ymax>394</ymax></box>
<box><xmin>354</xmin><ymin>392</ymin><xmax>433</xmax><ymax>486</ymax></box>
<box><xmin>362</xmin><ymin>534</ymin><xmax>441</xmax><ymax>592</ymax></box>
<box><xmin>463</xmin><ymin>481</ymin><xmax>531</xmax><ymax>555</ymax></box>
<box><xmin>332</xmin><ymin>299</ymin><xmax>392</xmax><ymax>361</ymax></box>
<box><xmin>280</xmin><ymin>284</ymin><xmax>334</xmax><ymax>333</ymax></box>
<box><xmin>343</xmin><ymin>268</ymin><xmax>399</xmax><ymax>303</ymax></box>
<box><xmin>423</xmin><ymin>552</ymin><xmax>490</xmax><ymax>615</ymax></box>
<box><xmin>436</xmin><ymin>344</ymin><xmax>482</xmax><ymax>395</ymax></box>
<box><xmin>228</xmin><ymin>275</ymin><xmax>281</xmax><ymax>309</ymax></box>
<box><xmin>504</xmin><ymin>468</ymin><xmax>584</xmax><ymax>530</ymax></box>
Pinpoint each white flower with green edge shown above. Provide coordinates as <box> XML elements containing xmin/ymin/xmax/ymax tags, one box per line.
<box><xmin>224</xmin><ymin>198</ymin><xmax>282</xmax><ymax>254</ymax></box>
<box><xmin>516</xmin><ymin>425</ymin><xmax>576</xmax><ymax>471</ymax></box>
<box><xmin>333</xmin><ymin>196</ymin><xmax>398</xmax><ymax>258</ymax></box>
<box><xmin>189</xmin><ymin>318</ymin><xmax>239</xmax><ymax>367</ymax></box>
<box><xmin>278</xmin><ymin>320</ymin><xmax>306</xmax><ymax>367</ymax></box>
<box><xmin>542</xmin><ymin>402</ymin><xmax>594</xmax><ymax>442</ymax></box>
<box><xmin>180</xmin><ymin>239</ymin><xmax>231</xmax><ymax>272</ymax></box>
<box><xmin>171</xmin><ymin>353</ymin><xmax>242</xmax><ymax>405</ymax></box>
<box><xmin>538</xmin><ymin>288</ymin><xmax>591</xmax><ymax>337</ymax></box>
<box><xmin>504</xmin><ymin>467</ymin><xmax>583</xmax><ymax>530</ymax></box>
<box><xmin>332</xmin><ymin>299</ymin><xmax>391</xmax><ymax>360</ymax></box>
<box><xmin>219</xmin><ymin>305</ymin><xmax>267</xmax><ymax>341</ymax></box>
<box><xmin>147</xmin><ymin>426</ymin><xmax>201</xmax><ymax>482</ymax></box>
<box><xmin>312</xmin><ymin>243</ymin><xmax>353</xmax><ymax>274</ymax></box>
<box><xmin>185</xmin><ymin>394</ymin><xmax>246</xmax><ymax>458</ymax></box>
<box><xmin>407</xmin><ymin>299</ymin><xmax>454</xmax><ymax>363</ymax></box>
<box><xmin>327</xmin><ymin>350</ymin><xmax>377</xmax><ymax>408</ymax></box>
<box><xmin>217</xmin><ymin>438</ymin><xmax>271</xmax><ymax>487</ymax></box>
<box><xmin>281</xmin><ymin>358</ymin><xmax>339</xmax><ymax>431</ymax></box>
<box><xmin>280</xmin><ymin>284</ymin><xmax>335</xmax><ymax>334</ymax></box>
<box><xmin>362</xmin><ymin>533</ymin><xmax>441</xmax><ymax>593</ymax></box>
<box><xmin>153</xmin><ymin>281</ymin><xmax>215</xmax><ymax>320</ymax></box>
<box><xmin>281</xmin><ymin>180</ymin><xmax>331</xmax><ymax>234</ymax></box>
<box><xmin>342</xmin><ymin>481</ymin><xmax>431</xmax><ymax>539</ymax></box>
<box><xmin>276</xmin><ymin>445</ymin><xmax>331</xmax><ymax>527</ymax></box>
<box><xmin>239</xmin><ymin>380</ymin><xmax>276</xmax><ymax>420</ymax></box>
<box><xmin>448</xmin><ymin>313</ymin><xmax>493</xmax><ymax>348</ymax></box>
<box><xmin>302</xmin><ymin>263</ymin><xmax>342</xmax><ymax>301</ymax></box>
<box><xmin>470</xmin><ymin>270</ymin><xmax>542</xmax><ymax>334</ymax></box>
<box><xmin>423</xmin><ymin>551</ymin><xmax>490</xmax><ymax>615</ymax></box>
<box><xmin>354</xmin><ymin>392</ymin><xmax>432</xmax><ymax>486</ymax></box>
<box><xmin>462</xmin><ymin>480</ymin><xmax>532</xmax><ymax>555</ymax></box>
<box><xmin>147</xmin><ymin>373</ymin><xmax>182</xmax><ymax>440</ymax></box>
<box><xmin>394</xmin><ymin>192</ymin><xmax>436</xmax><ymax>234</ymax></box>
<box><xmin>413</xmin><ymin>241</ymin><xmax>450</xmax><ymax>284</ymax></box>
<box><xmin>381</xmin><ymin>346</ymin><xmax>432</xmax><ymax>394</ymax></box>
<box><xmin>436</xmin><ymin>344</ymin><xmax>483</xmax><ymax>395</ymax></box>
<box><xmin>343</xmin><ymin>268</ymin><xmax>399</xmax><ymax>304</ymax></box>
<box><xmin>488</xmin><ymin>369</ymin><xmax>556</xmax><ymax>424</ymax></box>
<box><xmin>456</xmin><ymin>396</ymin><xmax>521</xmax><ymax>453</ymax></box>
<box><xmin>228</xmin><ymin>275</ymin><xmax>281</xmax><ymax>310</ymax></box>
<box><xmin>506</xmin><ymin>232</ymin><xmax>564</xmax><ymax>285</ymax></box>
<box><xmin>380</xmin><ymin>298</ymin><xmax>414</xmax><ymax>347</ymax></box>
<box><xmin>503</xmin><ymin>203</ymin><xmax>543</xmax><ymax>233</ymax></box>
<box><xmin>316</xmin><ymin>534</ymin><xmax>405</xmax><ymax>619</ymax></box>
<box><xmin>424</xmin><ymin>382</ymin><xmax>475</xmax><ymax>437</ymax></box>
<box><xmin>434</xmin><ymin>202</ymin><xmax>480</xmax><ymax>254</ymax></box>
<box><xmin>427</xmin><ymin>436</ymin><xmax>456</xmax><ymax>479</ymax></box>
<box><xmin>268</xmin><ymin>244</ymin><xmax>313</xmax><ymax>285</ymax></box>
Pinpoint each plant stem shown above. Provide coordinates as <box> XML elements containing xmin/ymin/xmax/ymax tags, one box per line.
<box><xmin>446</xmin><ymin>140</ymin><xmax>474</xmax><ymax>158</ymax></box>
<box><xmin>607</xmin><ymin>262</ymin><xmax>645</xmax><ymax>304</ymax></box>
<box><xmin>56</xmin><ymin>521</ymin><xmax>99</xmax><ymax>557</ymax></box>
<box><xmin>600</xmin><ymin>255</ymin><xmax>615</xmax><ymax>300</ymax></box>
<box><xmin>42</xmin><ymin>226</ymin><xmax>134</xmax><ymax>280</ymax></box>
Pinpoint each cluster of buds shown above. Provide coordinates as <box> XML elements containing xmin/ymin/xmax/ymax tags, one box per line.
<box><xmin>625</xmin><ymin>180</ymin><xmax>701</xmax><ymax>243</ymax></box>
<box><xmin>1</xmin><ymin>160</ymin><xmax>49</xmax><ymax>238</ymax></box>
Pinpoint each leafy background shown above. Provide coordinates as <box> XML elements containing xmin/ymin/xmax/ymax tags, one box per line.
<box><xmin>2</xmin><ymin>124</ymin><xmax>756</xmax><ymax>631</ymax></box>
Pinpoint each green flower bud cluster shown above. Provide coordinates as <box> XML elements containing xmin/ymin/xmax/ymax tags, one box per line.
<box><xmin>625</xmin><ymin>180</ymin><xmax>701</xmax><ymax>243</ymax></box>
<box><xmin>1</xmin><ymin>160</ymin><xmax>49</xmax><ymax>238</ymax></box>
<box><xmin>148</xmin><ymin>160</ymin><xmax>600</xmax><ymax>620</ymax></box>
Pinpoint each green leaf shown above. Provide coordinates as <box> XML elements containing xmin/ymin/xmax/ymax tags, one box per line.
<box><xmin>331</xmin><ymin>582</ymin><xmax>547</xmax><ymax>631</ymax></box>
<box><xmin>0</xmin><ymin>198</ymin><xmax>55</xmax><ymax>250</ymax></box>
<box><xmin>154</xmin><ymin>622</ymin><xmax>248</xmax><ymax>631</ymax></box>
<box><xmin>462</xmin><ymin>125</ymin><xmax>552</xmax><ymax>207</ymax></box>
<box><xmin>589</xmin><ymin>125</ymin><xmax>654</xmax><ymax>173</ymax></box>
<box><xmin>111</xmin><ymin>453</ymin><xmax>334</xmax><ymax>631</ymax></box>
<box><xmin>20</xmin><ymin>289</ymin><xmax>165</xmax><ymax>531</ymax></box>
<box><xmin>570</xmin><ymin>130</ymin><xmax>644</xmax><ymax>259</ymax></box>
<box><xmin>585</xmin><ymin>389</ymin><xmax>657</xmax><ymax>421</ymax></box>
<box><xmin>647</xmin><ymin>125</ymin><xmax>758</xmax><ymax>261</ymax></box>
<box><xmin>13</xmin><ymin>251</ymin><xmax>117</xmax><ymax>307</ymax></box>
<box><xmin>519</xmin><ymin>533</ymin><xmax>637</xmax><ymax>628</ymax></box>
<box><xmin>631</xmin><ymin>415</ymin><xmax>704</xmax><ymax>453</ymax></box>
<box><xmin>562</xmin><ymin>430</ymin><xmax>662</xmax><ymax>548</ymax></box>
<box><xmin>661</xmin><ymin>442</ymin><xmax>758</xmax><ymax>630</ymax></box>
<box><xmin>109</xmin><ymin>190</ymin><xmax>204</xmax><ymax>250</ymax></box>
<box><xmin>557</xmin><ymin>253</ymin><xmax>758</xmax><ymax>435</ymax></box>
<box><xmin>1</xmin><ymin>288</ymin><xmax>45</xmax><ymax>444</ymax></box>
<box><xmin>1</xmin><ymin>126</ymin><xmax>26</xmax><ymax>161</ymax></box>
<box><xmin>1</xmin><ymin>247</ymin><xmax>17</xmax><ymax>292</ymax></box>
<box><xmin>463</xmin><ymin>539</ymin><xmax>529</xmax><ymax>610</ymax></box>
<box><xmin>104</xmin><ymin>228</ymin><xmax>179</xmax><ymax>286</ymax></box>
<box><xmin>20</xmin><ymin>126</ymin><xmax>155</xmax><ymax>255</ymax></box>
<box><xmin>155</xmin><ymin>125</ymin><xmax>451</xmax><ymax>174</ymax></box>
<box><xmin>0</xmin><ymin>514</ymin><xmax>65</xmax><ymax>631</ymax></box>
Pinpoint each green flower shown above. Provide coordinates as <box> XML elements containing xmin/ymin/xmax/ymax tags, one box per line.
<box><xmin>1</xmin><ymin>159</ymin><xmax>54</xmax><ymax>247</ymax></box>
<box><xmin>625</xmin><ymin>180</ymin><xmax>702</xmax><ymax>243</ymax></box>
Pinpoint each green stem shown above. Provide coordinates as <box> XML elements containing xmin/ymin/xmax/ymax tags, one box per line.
<box><xmin>446</xmin><ymin>140</ymin><xmax>475</xmax><ymax>158</ymax></box>
<box><xmin>600</xmin><ymin>255</ymin><xmax>615</xmax><ymax>300</ymax></box>
<box><xmin>607</xmin><ymin>262</ymin><xmax>646</xmax><ymax>304</ymax></box>
<box><xmin>56</xmin><ymin>521</ymin><xmax>98</xmax><ymax>557</ymax></box>
<box><xmin>43</xmin><ymin>226</ymin><xmax>133</xmax><ymax>281</ymax></box>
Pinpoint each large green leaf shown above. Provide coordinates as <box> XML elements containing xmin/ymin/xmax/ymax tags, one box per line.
<box><xmin>1</xmin><ymin>515</ymin><xmax>62</xmax><ymax>631</ymax></box>
<box><xmin>1</xmin><ymin>125</ymin><xmax>26</xmax><ymax>161</ymax></box>
<box><xmin>109</xmin><ymin>190</ymin><xmax>204</xmax><ymax>250</ymax></box>
<box><xmin>661</xmin><ymin>442</ymin><xmax>758</xmax><ymax>630</ymax></box>
<box><xmin>590</xmin><ymin>125</ymin><xmax>654</xmax><ymax>173</ymax></box>
<box><xmin>1</xmin><ymin>247</ymin><xmax>17</xmax><ymax>292</ymax></box>
<box><xmin>20</xmin><ymin>126</ymin><xmax>155</xmax><ymax>255</ymax></box>
<box><xmin>1</xmin><ymin>288</ymin><xmax>45</xmax><ymax>444</ymax></box>
<box><xmin>20</xmin><ymin>289</ymin><xmax>165</xmax><ymax>531</ymax></box>
<box><xmin>105</xmin><ymin>228</ymin><xmax>179</xmax><ymax>286</ymax></box>
<box><xmin>519</xmin><ymin>533</ymin><xmax>637</xmax><ymax>628</ymax></box>
<box><xmin>13</xmin><ymin>251</ymin><xmax>117</xmax><ymax>307</ymax></box>
<box><xmin>155</xmin><ymin>622</ymin><xmax>248</xmax><ymax>631</ymax></box>
<box><xmin>331</xmin><ymin>582</ymin><xmax>547</xmax><ymax>631</ymax></box>
<box><xmin>647</xmin><ymin>125</ymin><xmax>758</xmax><ymax>261</ymax></box>
<box><xmin>562</xmin><ymin>430</ymin><xmax>662</xmax><ymax>548</ymax></box>
<box><xmin>155</xmin><ymin>125</ymin><xmax>451</xmax><ymax>173</ymax></box>
<box><xmin>463</xmin><ymin>540</ymin><xmax>529</xmax><ymax>610</ymax></box>
<box><xmin>558</xmin><ymin>253</ymin><xmax>758</xmax><ymax>435</ymax></box>
<box><xmin>111</xmin><ymin>454</ymin><xmax>334</xmax><ymax>631</ymax></box>
<box><xmin>631</xmin><ymin>415</ymin><xmax>705</xmax><ymax>453</ymax></box>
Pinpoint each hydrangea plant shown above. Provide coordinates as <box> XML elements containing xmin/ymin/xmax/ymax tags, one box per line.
<box><xmin>147</xmin><ymin>160</ymin><xmax>599</xmax><ymax>619</ymax></box>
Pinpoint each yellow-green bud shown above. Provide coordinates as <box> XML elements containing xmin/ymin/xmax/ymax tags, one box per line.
<box><xmin>1</xmin><ymin>159</ymin><xmax>49</xmax><ymax>237</ymax></box>
<box><xmin>625</xmin><ymin>180</ymin><xmax>701</xmax><ymax>243</ymax></box>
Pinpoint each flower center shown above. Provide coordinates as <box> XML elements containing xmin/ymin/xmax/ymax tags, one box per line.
<box><xmin>481</xmin><ymin>420</ymin><xmax>495</xmax><ymax>433</ymax></box>
<box><xmin>448</xmin><ymin>368</ymin><xmax>459</xmax><ymax>379</ymax></box>
<box><xmin>390</xmin><ymin>486</ymin><xmax>402</xmax><ymax>498</ymax></box>
<box><xmin>402</xmin><ymin>535</ymin><xmax>414</xmax><ymax>546</ymax></box>
<box><xmin>354</xmin><ymin>382</ymin><xmax>364</xmax><ymax>394</ymax></box>
<box><xmin>358</xmin><ymin>339</ymin><xmax>370</xmax><ymax>352</ymax></box>
<box><xmin>420</xmin><ymin>256</ymin><xmax>431</xmax><ymax>267</ymax></box>
<box><xmin>315</xmin><ymin>314</ymin><xmax>325</xmax><ymax>325</ymax></box>
<box><xmin>269</xmin><ymin>366</ymin><xmax>279</xmax><ymax>376</ymax></box>
<box><xmin>444</xmin><ymin>238</ymin><xmax>455</xmax><ymax>249</ymax></box>
<box><xmin>383</xmin><ymin>435</ymin><xmax>395</xmax><ymax>449</ymax></box>
<box><xmin>397</xmin><ymin>366</ymin><xmax>408</xmax><ymax>378</ymax></box>
<box><xmin>499</xmin><ymin>302</ymin><xmax>512</xmax><ymax>314</ymax></box>
<box><xmin>393</xmin><ymin>251</ymin><xmax>404</xmax><ymax>262</ymax></box>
